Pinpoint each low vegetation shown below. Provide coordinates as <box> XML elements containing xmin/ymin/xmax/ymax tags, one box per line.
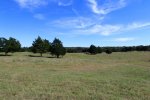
<box><xmin>0</xmin><ymin>52</ymin><xmax>149</xmax><ymax>99</ymax></box>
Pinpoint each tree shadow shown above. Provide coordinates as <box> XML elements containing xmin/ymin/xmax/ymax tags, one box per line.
<box><xmin>28</xmin><ymin>55</ymin><xmax>42</xmax><ymax>57</ymax></box>
<box><xmin>46</xmin><ymin>56</ymin><xmax>57</xmax><ymax>58</ymax></box>
<box><xmin>28</xmin><ymin>55</ymin><xmax>56</xmax><ymax>58</ymax></box>
<box><xmin>0</xmin><ymin>54</ymin><xmax>12</xmax><ymax>56</ymax></box>
<box><xmin>28</xmin><ymin>54</ymin><xmax>63</xmax><ymax>58</ymax></box>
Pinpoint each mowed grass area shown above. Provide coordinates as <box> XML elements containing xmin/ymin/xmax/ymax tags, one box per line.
<box><xmin>0</xmin><ymin>52</ymin><xmax>150</xmax><ymax>100</ymax></box>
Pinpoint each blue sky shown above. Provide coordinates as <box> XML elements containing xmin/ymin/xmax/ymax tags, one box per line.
<box><xmin>0</xmin><ymin>0</ymin><xmax>150</xmax><ymax>47</ymax></box>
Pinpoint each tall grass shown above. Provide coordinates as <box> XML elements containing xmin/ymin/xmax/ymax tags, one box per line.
<box><xmin>0</xmin><ymin>52</ymin><xmax>150</xmax><ymax>100</ymax></box>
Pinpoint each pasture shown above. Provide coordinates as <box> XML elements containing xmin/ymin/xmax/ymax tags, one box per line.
<box><xmin>0</xmin><ymin>52</ymin><xmax>150</xmax><ymax>100</ymax></box>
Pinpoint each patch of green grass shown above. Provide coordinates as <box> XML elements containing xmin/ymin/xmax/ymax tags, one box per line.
<box><xmin>0</xmin><ymin>52</ymin><xmax>150</xmax><ymax>100</ymax></box>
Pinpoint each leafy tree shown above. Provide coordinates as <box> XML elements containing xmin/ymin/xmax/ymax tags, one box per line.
<box><xmin>0</xmin><ymin>37</ymin><xmax>7</xmax><ymax>52</ymax></box>
<box><xmin>31</xmin><ymin>36</ymin><xmax>50</xmax><ymax>57</ymax></box>
<box><xmin>61</xmin><ymin>47</ymin><xmax>66</xmax><ymax>57</ymax></box>
<box><xmin>43</xmin><ymin>39</ymin><xmax>51</xmax><ymax>52</ymax></box>
<box><xmin>0</xmin><ymin>37</ymin><xmax>21</xmax><ymax>55</ymax></box>
<box><xmin>105</xmin><ymin>49</ymin><xmax>112</xmax><ymax>54</ymax></box>
<box><xmin>97</xmin><ymin>46</ymin><xmax>102</xmax><ymax>53</ymax></box>
<box><xmin>50</xmin><ymin>38</ymin><xmax>66</xmax><ymax>58</ymax></box>
<box><xmin>88</xmin><ymin>45</ymin><xmax>98</xmax><ymax>54</ymax></box>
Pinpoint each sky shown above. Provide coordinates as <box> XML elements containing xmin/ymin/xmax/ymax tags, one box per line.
<box><xmin>0</xmin><ymin>0</ymin><xmax>150</xmax><ymax>47</ymax></box>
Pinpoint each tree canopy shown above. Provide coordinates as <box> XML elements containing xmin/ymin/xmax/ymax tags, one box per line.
<box><xmin>105</xmin><ymin>49</ymin><xmax>112</xmax><ymax>54</ymax></box>
<box><xmin>31</xmin><ymin>36</ymin><xmax>51</xmax><ymax>56</ymax></box>
<box><xmin>0</xmin><ymin>37</ymin><xmax>21</xmax><ymax>55</ymax></box>
<box><xmin>88</xmin><ymin>45</ymin><xmax>98</xmax><ymax>54</ymax></box>
<box><xmin>50</xmin><ymin>38</ymin><xmax>66</xmax><ymax>58</ymax></box>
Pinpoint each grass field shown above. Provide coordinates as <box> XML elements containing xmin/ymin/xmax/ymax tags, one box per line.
<box><xmin>0</xmin><ymin>52</ymin><xmax>150</xmax><ymax>100</ymax></box>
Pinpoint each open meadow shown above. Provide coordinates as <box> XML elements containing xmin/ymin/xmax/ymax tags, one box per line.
<box><xmin>0</xmin><ymin>52</ymin><xmax>150</xmax><ymax>100</ymax></box>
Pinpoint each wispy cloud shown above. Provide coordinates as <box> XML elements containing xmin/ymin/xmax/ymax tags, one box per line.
<box><xmin>15</xmin><ymin>0</ymin><xmax>150</xmax><ymax>37</ymax></box>
<box><xmin>126</xmin><ymin>22</ymin><xmax>150</xmax><ymax>30</ymax></box>
<box><xmin>75</xmin><ymin>22</ymin><xmax>150</xmax><ymax>36</ymax></box>
<box><xmin>14</xmin><ymin>0</ymin><xmax>48</xmax><ymax>8</ymax></box>
<box><xmin>15</xmin><ymin>0</ymin><xmax>74</xmax><ymax>8</ymax></box>
<box><xmin>114</xmin><ymin>37</ymin><xmax>135</xmax><ymax>42</ymax></box>
<box><xmin>33</xmin><ymin>13</ymin><xmax>45</xmax><ymax>20</ymax></box>
<box><xmin>58</xmin><ymin>0</ymin><xmax>73</xmax><ymax>6</ymax></box>
<box><xmin>76</xmin><ymin>24</ymin><xmax>122</xmax><ymax>36</ymax></box>
<box><xmin>51</xmin><ymin>17</ymin><xmax>95</xmax><ymax>29</ymax></box>
<box><xmin>87</xmin><ymin>0</ymin><xmax>126</xmax><ymax>15</ymax></box>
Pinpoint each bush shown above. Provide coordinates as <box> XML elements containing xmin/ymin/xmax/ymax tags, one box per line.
<box><xmin>105</xmin><ymin>49</ymin><xmax>112</xmax><ymax>54</ymax></box>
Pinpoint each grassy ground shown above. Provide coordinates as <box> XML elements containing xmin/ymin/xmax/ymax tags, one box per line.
<box><xmin>0</xmin><ymin>52</ymin><xmax>150</xmax><ymax>100</ymax></box>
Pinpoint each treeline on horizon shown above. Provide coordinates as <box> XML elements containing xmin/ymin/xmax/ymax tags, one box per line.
<box><xmin>65</xmin><ymin>45</ymin><xmax>150</xmax><ymax>53</ymax></box>
<box><xmin>0</xmin><ymin>36</ymin><xmax>150</xmax><ymax>56</ymax></box>
<box><xmin>21</xmin><ymin>44</ymin><xmax>150</xmax><ymax>54</ymax></box>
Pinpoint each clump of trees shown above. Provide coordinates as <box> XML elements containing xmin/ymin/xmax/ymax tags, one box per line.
<box><xmin>31</xmin><ymin>36</ymin><xmax>66</xmax><ymax>58</ymax></box>
<box><xmin>88</xmin><ymin>45</ymin><xmax>98</xmax><ymax>55</ymax></box>
<box><xmin>66</xmin><ymin>47</ymin><xmax>88</xmax><ymax>53</ymax></box>
<box><xmin>31</xmin><ymin>36</ymin><xmax>50</xmax><ymax>57</ymax></box>
<box><xmin>87</xmin><ymin>45</ymin><xmax>112</xmax><ymax>55</ymax></box>
<box><xmin>66</xmin><ymin>45</ymin><xmax>150</xmax><ymax>54</ymax></box>
<box><xmin>97</xmin><ymin>46</ymin><xmax>102</xmax><ymax>53</ymax></box>
<box><xmin>0</xmin><ymin>37</ymin><xmax>21</xmax><ymax>55</ymax></box>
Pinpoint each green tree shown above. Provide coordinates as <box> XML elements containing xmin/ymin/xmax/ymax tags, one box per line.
<box><xmin>43</xmin><ymin>39</ymin><xmax>51</xmax><ymax>52</ymax></box>
<box><xmin>31</xmin><ymin>36</ymin><xmax>50</xmax><ymax>57</ymax></box>
<box><xmin>61</xmin><ymin>47</ymin><xmax>66</xmax><ymax>57</ymax></box>
<box><xmin>0</xmin><ymin>37</ymin><xmax>21</xmax><ymax>55</ymax></box>
<box><xmin>50</xmin><ymin>38</ymin><xmax>66</xmax><ymax>58</ymax></box>
<box><xmin>0</xmin><ymin>37</ymin><xmax>7</xmax><ymax>52</ymax></box>
<box><xmin>97</xmin><ymin>46</ymin><xmax>102</xmax><ymax>53</ymax></box>
<box><xmin>105</xmin><ymin>49</ymin><xmax>112</xmax><ymax>54</ymax></box>
<box><xmin>88</xmin><ymin>45</ymin><xmax>98</xmax><ymax>54</ymax></box>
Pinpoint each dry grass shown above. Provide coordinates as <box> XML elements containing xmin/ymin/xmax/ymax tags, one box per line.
<box><xmin>0</xmin><ymin>52</ymin><xmax>150</xmax><ymax>100</ymax></box>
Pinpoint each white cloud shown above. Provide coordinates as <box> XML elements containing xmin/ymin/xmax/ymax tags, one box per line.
<box><xmin>77</xmin><ymin>24</ymin><xmax>122</xmax><ymax>36</ymax></box>
<box><xmin>87</xmin><ymin>0</ymin><xmax>126</xmax><ymax>15</ymax></box>
<box><xmin>15</xmin><ymin>0</ymin><xmax>73</xmax><ymax>8</ymax></box>
<box><xmin>114</xmin><ymin>38</ymin><xmax>135</xmax><ymax>42</ymax></box>
<box><xmin>50</xmin><ymin>17</ymin><xmax>150</xmax><ymax>36</ymax></box>
<box><xmin>75</xmin><ymin>22</ymin><xmax>150</xmax><ymax>36</ymax></box>
<box><xmin>58</xmin><ymin>0</ymin><xmax>73</xmax><ymax>6</ymax></box>
<box><xmin>14</xmin><ymin>0</ymin><xmax>48</xmax><ymax>8</ymax></box>
<box><xmin>15</xmin><ymin>0</ymin><xmax>149</xmax><ymax>37</ymax></box>
<box><xmin>51</xmin><ymin>17</ymin><xmax>95</xmax><ymax>29</ymax></box>
<box><xmin>126</xmin><ymin>22</ymin><xmax>150</xmax><ymax>30</ymax></box>
<box><xmin>33</xmin><ymin>13</ymin><xmax>45</xmax><ymax>20</ymax></box>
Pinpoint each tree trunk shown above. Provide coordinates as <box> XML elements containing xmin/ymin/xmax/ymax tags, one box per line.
<box><xmin>5</xmin><ymin>52</ymin><xmax>7</xmax><ymax>56</ymax></box>
<box><xmin>57</xmin><ymin>55</ymin><xmax>59</xmax><ymax>58</ymax></box>
<box><xmin>40</xmin><ymin>53</ymin><xmax>42</xmax><ymax>57</ymax></box>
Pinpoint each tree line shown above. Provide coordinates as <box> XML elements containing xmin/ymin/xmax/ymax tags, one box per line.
<box><xmin>22</xmin><ymin>44</ymin><xmax>150</xmax><ymax>55</ymax></box>
<box><xmin>66</xmin><ymin>45</ymin><xmax>150</xmax><ymax>54</ymax></box>
<box><xmin>0</xmin><ymin>36</ymin><xmax>66</xmax><ymax>58</ymax></box>
<box><xmin>1</xmin><ymin>36</ymin><xmax>150</xmax><ymax>57</ymax></box>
